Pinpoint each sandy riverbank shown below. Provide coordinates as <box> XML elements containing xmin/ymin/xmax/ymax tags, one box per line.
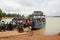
<box><xmin>0</xmin><ymin>32</ymin><xmax>60</xmax><ymax>40</ymax></box>
<box><xmin>0</xmin><ymin>27</ymin><xmax>60</xmax><ymax>40</ymax></box>
<box><xmin>0</xmin><ymin>17</ymin><xmax>60</xmax><ymax>40</ymax></box>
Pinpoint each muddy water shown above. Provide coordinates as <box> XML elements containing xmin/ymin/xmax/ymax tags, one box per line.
<box><xmin>44</xmin><ymin>17</ymin><xmax>60</xmax><ymax>35</ymax></box>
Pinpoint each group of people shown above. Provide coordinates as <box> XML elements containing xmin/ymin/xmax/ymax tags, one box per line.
<box><xmin>17</xmin><ymin>19</ymin><xmax>33</xmax><ymax>33</ymax></box>
<box><xmin>0</xmin><ymin>21</ymin><xmax>16</xmax><ymax>31</ymax></box>
<box><xmin>0</xmin><ymin>19</ymin><xmax>33</xmax><ymax>33</ymax></box>
<box><xmin>0</xmin><ymin>18</ymin><xmax>46</xmax><ymax>36</ymax></box>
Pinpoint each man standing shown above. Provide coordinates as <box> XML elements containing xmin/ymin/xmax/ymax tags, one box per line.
<box><xmin>18</xmin><ymin>20</ymin><xmax>24</xmax><ymax>33</ymax></box>
<box><xmin>1</xmin><ymin>21</ymin><xmax>6</xmax><ymax>31</ymax></box>
<box><xmin>28</xmin><ymin>19</ymin><xmax>33</xmax><ymax>36</ymax></box>
<box><xmin>0</xmin><ymin>21</ymin><xmax>2</xmax><ymax>31</ymax></box>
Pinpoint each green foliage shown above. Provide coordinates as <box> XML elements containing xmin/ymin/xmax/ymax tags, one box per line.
<box><xmin>6</xmin><ymin>13</ymin><xmax>21</xmax><ymax>17</ymax></box>
<box><xmin>28</xmin><ymin>15</ymin><xmax>32</xmax><ymax>19</ymax></box>
<box><xmin>12</xmin><ymin>14</ymin><xmax>21</xmax><ymax>17</ymax></box>
<box><xmin>21</xmin><ymin>15</ymin><xmax>25</xmax><ymax>19</ymax></box>
<box><xmin>6</xmin><ymin>13</ymin><xmax>12</xmax><ymax>17</ymax></box>
<box><xmin>0</xmin><ymin>9</ymin><xmax>24</xmax><ymax>20</ymax></box>
<box><xmin>2</xmin><ymin>12</ymin><xmax>6</xmax><ymax>17</ymax></box>
<box><xmin>0</xmin><ymin>9</ymin><xmax>3</xmax><ymax>20</ymax></box>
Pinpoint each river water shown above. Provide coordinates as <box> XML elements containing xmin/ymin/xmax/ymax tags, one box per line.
<box><xmin>44</xmin><ymin>17</ymin><xmax>60</xmax><ymax>35</ymax></box>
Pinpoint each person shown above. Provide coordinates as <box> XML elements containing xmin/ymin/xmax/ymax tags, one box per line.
<box><xmin>1</xmin><ymin>21</ymin><xmax>6</xmax><ymax>31</ymax></box>
<box><xmin>25</xmin><ymin>20</ymin><xmax>29</xmax><ymax>28</ymax></box>
<box><xmin>0</xmin><ymin>21</ymin><xmax>2</xmax><ymax>31</ymax></box>
<box><xmin>28</xmin><ymin>19</ymin><xmax>33</xmax><ymax>36</ymax></box>
<box><xmin>6</xmin><ymin>22</ymin><xmax>9</xmax><ymax>31</ymax></box>
<box><xmin>28</xmin><ymin>26</ymin><xmax>32</xmax><ymax>36</ymax></box>
<box><xmin>12</xmin><ymin>21</ymin><xmax>16</xmax><ymax>30</ymax></box>
<box><xmin>39</xmin><ymin>19</ymin><xmax>44</xmax><ymax>28</ymax></box>
<box><xmin>8</xmin><ymin>21</ymin><xmax>13</xmax><ymax>31</ymax></box>
<box><xmin>28</xmin><ymin>19</ymin><xmax>33</xmax><ymax>27</ymax></box>
<box><xmin>23</xmin><ymin>20</ymin><xmax>26</xmax><ymax>28</ymax></box>
<box><xmin>18</xmin><ymin>20</ymin><xmax>24</xmax><ymax>33</ymax></box>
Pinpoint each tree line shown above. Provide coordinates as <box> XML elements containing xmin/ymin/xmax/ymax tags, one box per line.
<box><xmin>0</xmin><ymin>9</ymin><xmax>23</xmax><ymax>20</ymax></box>
<box><xmin>0</xmin><ymin>9</ymin><xmax>33</xmax><ymax>21</ymax></box>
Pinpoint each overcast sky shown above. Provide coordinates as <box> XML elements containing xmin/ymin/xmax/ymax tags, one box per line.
<box><xmin>0</xmin><ymin>0</ymin><xmax>60</xmax><ymax>16</ymax></box>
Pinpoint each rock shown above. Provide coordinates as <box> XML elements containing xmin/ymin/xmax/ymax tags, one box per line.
<box><xmin>58</xmin><ymin>32</ymin><xmax>60</xmax><ymax>36</ymax></box>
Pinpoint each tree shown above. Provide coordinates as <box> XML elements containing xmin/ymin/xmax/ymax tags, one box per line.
<box><xmin>7</xmin><ymin>13</ymin><xmax>12</xmax><ymax>17</ymax></box>
<box><xmin>16</xmin><ymin>14</ymin><xmax>21</xmax><ymax>17</ymax></box>
<box><xmin>21</xmin><ymin>15</ymin><xmax>25</xmax><ymax>19</ymax></box>
<box><xmin>2</xmin><ymin>12</ymin><xmax>6</xmax><ymax>17</ymax></box>
<box><xmin>12</xmin><ymin>13</ymin><xmax>21</xmax><ymax>17</ymax></box>
<box><xmin>0</xmin><ymin>9</ymin><xmax>3</xmax><ymax>21</ymax></box>
<box><xmin>28</xmin><ymin>15</ymin><xmax>32</xmax><ymax>19</ymax></box>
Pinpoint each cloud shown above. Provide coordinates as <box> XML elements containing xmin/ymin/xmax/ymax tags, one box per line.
<box><xmin>32</xmin><ymin>0</ymin><xmax>60</xmax><ymax>16</ymax></box>
<box><xmin>13</xmin><ymin>0</ymin><xmax>33</xmax><ymax>7</ymax></box>
<box><xmin>0</xmin><ymin>0</ymin><xmax>22</xmax><ymax>13</ymax></box>
<box><xmin>0</xmin><ymin>0</ymin><xmax>60</xmax><ymax>16</ymax></box>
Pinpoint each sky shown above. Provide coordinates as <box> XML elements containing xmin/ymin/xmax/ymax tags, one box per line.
<box><xmin>0</xmin><ymin>0</ymin><xmax>60</xmax><ymax>16</ymax></box>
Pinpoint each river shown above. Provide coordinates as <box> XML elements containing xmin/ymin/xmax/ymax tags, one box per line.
<box><xmin>44</xmin><ymin>17</ymin><xmax>60</xmax><ymax>35</ymax></box>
